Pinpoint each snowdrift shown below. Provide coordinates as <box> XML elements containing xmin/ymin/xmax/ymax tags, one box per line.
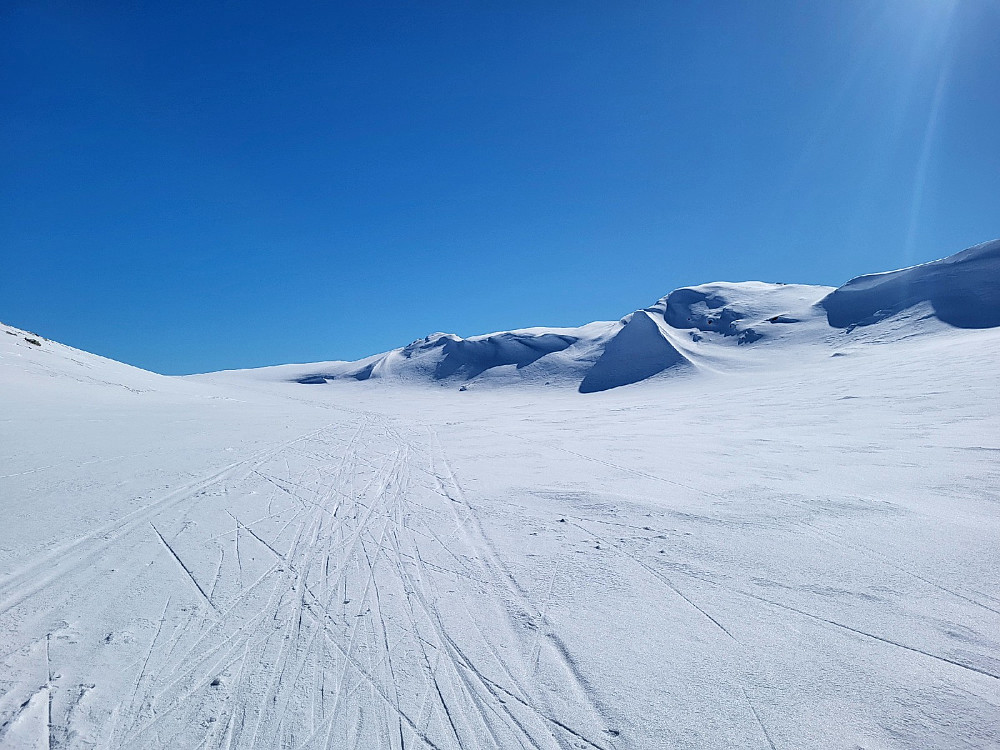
<box><xmin>821</xmin><ymin>239</ymin><xmax>1000</xmax><ymax>330</ymax></box>
<box><xmin>250</xmin><ymin>323</ymin><xmax>619</xmax><ymax>388</ymax></box>
<box><xmin>579</xmin><ymin>311</ymin><xmax>689</xmax><ymax>393</ymax></box>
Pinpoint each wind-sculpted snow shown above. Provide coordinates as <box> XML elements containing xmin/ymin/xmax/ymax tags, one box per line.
<box><xmin>578</xmin><ymin>311</ymin><xmax>688</xmax><ymax>393</ymax></box>
<box><xmin>433</xmin><ymin>332</ymin><xmax>579</xmax><ymax>379</ymax></box>
<box><xmin>278</xmin><ymin>326</ymin><xmax>615</xmax><ymax>388</ymax></box>
<box><xmin>205</xmin><ymin>239</ymin><xmax>1000</xmax><ymax>394</ymax></box>
<box><xmin>647</xmin><ymin>281</ymin><xmax>831</xmax><ymax>345</ymax></box>
<box><xmin>657</xmin><ymin>286</ymin><xmax>756</xmax><ymax>337</ymax></box>
<box><xmin>268</xmin><ymin>280</ymin><xmax>832</xmax><ymax>392</ymax></box>
<box><xmin>821</xmin><ymin>239</ymin><xmax>1000</xmax><ymax>329</ymax></box>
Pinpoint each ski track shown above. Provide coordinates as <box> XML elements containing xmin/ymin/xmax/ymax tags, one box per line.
<box><xmin>0</xmin><ymin>411</ymin><xmax>611</xmax><ymax>749</ymax></box>
<box><xmin>3</xmin><ymin>396</ymin><xmax>999</xmax><ymax>749</ymax></box>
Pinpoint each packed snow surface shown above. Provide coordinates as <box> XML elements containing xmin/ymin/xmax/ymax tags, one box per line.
<box><xmin>2</xmin><ymin>240</ymin><xmax>1000</xmax><ymax>749</ymax></box>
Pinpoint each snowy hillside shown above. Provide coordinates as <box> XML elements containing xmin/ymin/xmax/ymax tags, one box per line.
<box><xmin>211</xmin><ymin>239</ymin><xmax>1000</xmax><ymax>393</ymax></box>
<box><xmin>822</xmin><ymin>239</ymin><xmax>1000</xmax><ymax>329</ymax></box>
<box><xmin>2</xmin><ymin>239</ymin><xmax>1000</xmax><ymax>749</ymax></box>
<box><xmin>208</xmin><ymin>282</ymin><xmax>834</xmax><ymax>392</ymax></box>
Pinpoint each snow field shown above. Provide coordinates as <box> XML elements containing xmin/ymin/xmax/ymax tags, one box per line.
<box><xmin>2</xmin><ymin>240</ymin><xmax>999</xmax><ymax>748</ymax></box>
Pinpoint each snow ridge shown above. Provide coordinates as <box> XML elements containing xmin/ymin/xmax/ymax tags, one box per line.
<box><xmin>222</xmin><ymin>239</ymin><xmax>1000</xmax><ymax>393</ymax></box>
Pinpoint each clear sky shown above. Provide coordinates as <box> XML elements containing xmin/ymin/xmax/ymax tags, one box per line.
<box><xmin>3</xmin><ymin>1</ymin><xmax>999</xmax><ymax>374</ymax></box>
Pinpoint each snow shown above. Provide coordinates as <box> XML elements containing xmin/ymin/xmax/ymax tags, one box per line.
<box><xmin>822</xmin><ymin>238</ymin><xmax>1000</xmax><ymax>329</ymax></box>
<box><xmin>2</xmin><ymin>240</ymin><xmax>1000</xmax><ymax>748</ymax></box>
<box><xmin>212</xmin><ymin>282</ymin><xmax>842</xmax><ymax>392</ymax></box>
<box><xmin>578</xmin><ymin>311</ymin><xmax>687</xmax><ymax>393</ymax></box>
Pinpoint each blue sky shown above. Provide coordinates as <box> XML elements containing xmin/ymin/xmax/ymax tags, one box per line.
<box><xmin>3</xmin><ymin>1</ymin><xmax>999</xmax><ymax>374</ymax></box>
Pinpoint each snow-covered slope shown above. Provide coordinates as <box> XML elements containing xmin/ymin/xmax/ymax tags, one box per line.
<box><xmin>0</xmin><ymin>323</ymin><xmax>169</xmax><ymax>396</ymax></box>
<box><xmin>3</xmin><ymin>240</ymin><xmax>1000</xmax><ymax>750</ymax></box>
<box><xmin>822</xmin><ymin>238</ymin><xmax>1000</xmax><ymax>330</ymax></box>
<box><xmin>208</xmin><ymin>239</ymin><xmax>1000</xmax><ymax>393</ymax></box>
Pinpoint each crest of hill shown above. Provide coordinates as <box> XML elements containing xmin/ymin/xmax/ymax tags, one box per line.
<box><xmin>225</xmin><ymin>238</ymin><xmax>999</xmax><ymax>392</ymax></box>
<box><xmin>821</xmin><ymin>239</ymin><xmax>1000</xmax><ymax>330</ymax></box>
<box><xmin>0</xmin><ymin>322</ymin><xmax>169</xmax><ymax>398</ymax></box>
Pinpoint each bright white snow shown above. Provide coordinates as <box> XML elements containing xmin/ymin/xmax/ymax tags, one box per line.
<box><xmin>1</xmin><ymin>241</ymin><xmax>999</xmax><ymax>749</ymax></box>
